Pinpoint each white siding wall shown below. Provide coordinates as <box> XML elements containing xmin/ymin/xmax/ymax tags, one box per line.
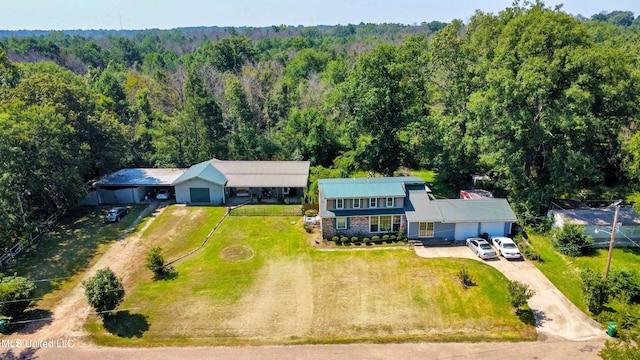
<box><xmin>175</xmin><ymin>179</ymin><xmax>224</xmax><ymax>204</ymax></box>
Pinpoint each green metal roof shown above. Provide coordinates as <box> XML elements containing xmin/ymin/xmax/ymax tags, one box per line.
<box><xmin>319</xmin><ymin>176</ymin><xmax>425</xmax><ymax>199</ymax></box>
<box><xmin>173</xmin><ymin>160</ymin><xmax>227</xmax><ymax>186</ymax></box>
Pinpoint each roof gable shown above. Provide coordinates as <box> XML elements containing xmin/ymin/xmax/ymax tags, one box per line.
<box><xmin>173</xmin><ymin>161</ymin><xmax>227</xmax><ymax>186</ymax></box>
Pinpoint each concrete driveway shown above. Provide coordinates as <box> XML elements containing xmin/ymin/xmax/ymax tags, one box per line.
<box><xmin>414</xmin><ymin>245</ymin><xmax>607</xmax><ymax>341</ymax></box>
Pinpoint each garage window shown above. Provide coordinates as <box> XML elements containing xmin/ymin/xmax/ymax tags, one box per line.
<box><xmin>419</xmin><ymin>222</ymin><xmax>434</xmax><ymax>237</ymax></box>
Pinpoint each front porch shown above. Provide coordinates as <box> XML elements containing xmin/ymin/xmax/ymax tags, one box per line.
<box><xmin>224</xmin><ymin>186</ymin><xmax>304</xmax><ymax>206</ymax></box>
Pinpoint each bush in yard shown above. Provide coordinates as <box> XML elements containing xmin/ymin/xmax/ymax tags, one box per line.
<box><xmin>397</xmin><ymin>225</ymin><xmax>407</xmax><ymax>241</ymax></box>
<box><xmin>82</xmin><ymin>268</ymin><xmax>125</xmax><ymax>316</ymax></box>
<box><xmin>581</xmin><ymin>269</ymin><xmax>609</xmax><ymax>315</ymax></box>
<box><xmin>551</xmin><ymin>223</ymin><xmax>594</xmax><ymax>256</ymax></box>
<box><xmin>332</xmin><ymin>236</ymin><xmax>339</xmax><ymax>242</ymax></box>
<box><xmin>363</xmin><ymin>237</ymin><xmax>370</xmax><ymax>243</ymax></box>
<box><xmin>304</xmin><ymin>209</ymin><xmax>318</xmax><ymax>217</ymax></box>
<box><xmin>351</xmin><ymin>236</ymin><xmax>359</xmax><ymax>243</ymax></box>
<box><xmin>507</xmin><ymin>280</ymin><xmax>535</xmax><ymax>313</ymax></box>
<box><xmin>146</xmin><ymin>247</ymin><xmax>166</xmax><ymax>278</ymax></box>
<box><xmin>0</xmin><ymin>275</ymin><xmax>36</xmax><ymax>319</ymax></box>
<box><xmin>372</xmin><ymin>235</ymin><xmax>380</xmax><ymax>242</ymax></box>
<box><xmin>458</xmin><ymin>267</ymin><xmax>475</xmax><ymax>288</ymax></box>
<box><xmin>340</xmin><ymin>236</ymin><xmax>349</xmax><ymax>243</ymax></box>
<box><xmin>382</xmin><ymin>234</ymin><xmax>390</xmax><ymax>240</ymax></box>
<box><xmin>303</xmin><ymin>223</ymin><xmax>313</xmax><ymax>233</ymax></box>
<box><xmin>607</xmin><ymin>268</ymin><xmax>640</xmax><ymax>302</ymax></box>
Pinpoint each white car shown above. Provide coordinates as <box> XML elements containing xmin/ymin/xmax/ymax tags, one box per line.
<box><xmin>491</xmin><ymin>236</ymin><xmax>522</xmax><ymax>259</ymax></box>
<box><xmin>466</xmin><ymin>237</ymin><xmax>498</xmax><ymax>260</ymax></box>
<box><xmin>156</xmin><ymin>189</ymin><xmax>172</xmax><ymax>200</ymax></box>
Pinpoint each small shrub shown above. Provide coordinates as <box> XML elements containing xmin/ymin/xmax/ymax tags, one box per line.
<box><xmin>552</xmin><ymin>223</ymin><xmax>594</xmax><ymax>257</ymax></box>
<box><xmin>382</xmin><ymin>234</ymin><xmax>390</xmax><ymax>240</ymax></box>
<box><xmin>372</xmin><ymin>235</ymin><xmax>380</xmax><ymax>241</ymax></box>
<box><xmin>458</xmin><ymin>267</ymin><xmax>476</xmax><ymax>288</ymax></box>
<box><xmin>351</xmin><ymin>236</ymin><xmax>359</xmax><ymax>243</ymax></box>
<box><xmin>340</xmin><ymin>236</ymin><xmax>349</xmax><ymax>243</ymax></box>
<box><xmin>397</xmin><ymin>226</ymin><xmax>407</xmax><ymax>241</ymax></box>
<box><xmin>304</xmin><ymin>209</ymin><xmax>318</xmax><ymax>217</ymax></box>
<box><xmin>507</xmin><ymin>280</ymin><xmax>535</xmax><ymax>312</ymax></box>
<box><xmin>82</xmin><ymin>268</ymin><xmax>125</xmax><ymax>315</ymax></box>
<box><xmin>363</xmin><ymin>237</ymin><xmax>370</xmax><ymax>242</ymax></box>
<box><xmin>303</xmin><ymin>223</ymin><xmax>313</xmax><ymax>233</ymax></box>
<box><xmin>146</xmin><ymin>247</ymin><xmax>166</xmax><ymax>278</ymax></box>
<box><xmin>523</xmin><ymin>247</ymin><xmax>541</xmax><ymax>261</ymax></box>
<box><xmin>389</xmin><ymin>235</ymin><xmax>396</xmax><ymax>240</ymax></box>
<box><xmin>332</xmin><ymin>236</ymin><xmax>339</xmax><ymax>242</ymax></box>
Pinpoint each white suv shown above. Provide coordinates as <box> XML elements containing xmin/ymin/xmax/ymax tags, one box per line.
<box><xmin>491</xmin><ymin>236</ymin><xmax>522</xmax><ymax>259</ymax></box>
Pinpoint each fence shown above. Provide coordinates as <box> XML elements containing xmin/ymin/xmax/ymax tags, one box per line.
<box><xmin>0</xmin><ymin>211</ymin><xmax>62</xmax><ymax>268</ymax></box>
<box><xmin>229</xmin><ymin>207</ymin><xmax>303</xmax><ymax>217</ymax></box>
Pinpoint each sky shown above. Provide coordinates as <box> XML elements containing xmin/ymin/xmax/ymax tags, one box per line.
<box><xmin>1</xmin><ymin>0</ymin><xmax>639</xmax><ymax>31</ymax></box>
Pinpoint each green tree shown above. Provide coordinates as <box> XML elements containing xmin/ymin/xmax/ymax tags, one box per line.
<box><xmin>507</xmin><ymin>280</ymin><xmax>535</xmax><ymax>312</ymax></box>
<box><xmin>82</xmin><ymin>268</ymin><xmax>125</xmax><ymax>315</ymax></box>
<box><xmin>145</xmin><ymin>247</ymin><xmax>166</xmax><ymax>278</ymax></box>
<box><xmin>200</xmin><ymin>36</ymin><xmax>257</xmax><ymax>73</ymax></box>
<box><xmin>345</xmin><ymin>43</ymin><xmax>423</xmax><ymax>175</ymax></box>
<box><xmin>0</xmin><ymin>275</ymin><xmax>36</xmax><ymax>319</ymax></box>
<box><xmin>182</xmin><ymin>66</ymin><xmax>227</xmax><ymax>163</ymax></box>
<box><xmin>581</xmin><ymin>268</ymin><xmax>609</xmax><ymax>314</ymax></box>
<box><xmin>551</xmin><ymin>223</ymin><xmax>594</xmax><ymax>256</ymax></box>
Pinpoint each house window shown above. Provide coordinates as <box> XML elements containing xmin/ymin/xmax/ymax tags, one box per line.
<box><xmin>370</xmin><ymin>216</ymin><xmax>378</xmax><ymax>232</ymax></box>
<box><xmin>370</xmin><ymin>215</ymin><xmax>393</xmax><ymax>233</ymax></box>
<box><xmin>336</xmin><ymin>198</ymin><xmax>344</xmax><ymax>209</ymax></box>
<box><xmin>419</xmin><ymin>222</ymin><xmax>434</xmax><ymax>237</ymax></box>
<box><xmin>386</xmin><ymin>197</ymin><xmax>394</xmax><ymax>207</ymax></box>
<box><xmin>380</xmin><ymin>216</ymin><xmax>392</xmax><ymax>232</ymax></box>
<box><xmin>353</xmin><ymin>198</ymin><xmax>360</xmax><ymax>208</ymax></box>
<box><xmin>370</xmin><ymin>198</ymin><xmax>377</xmax><ymax>208</ymax></box>
<box><xmin>336</xmin><ymin>217</ymin><xmax>347</xmax><ymax>230</ymax></box>
<box><xmin>393</xmin><ymin>215</ymin><xmax>402</xmax><ymax>231</ymax></box>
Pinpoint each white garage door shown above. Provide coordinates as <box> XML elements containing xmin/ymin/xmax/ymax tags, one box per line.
<box><xmin>454</xmin><ymin>223</ymin><xmax>479</xmax><ymax>240</ymax></box>
<box><xmin>480</xmin><ymin>222</ymin><xmax>506</xmax><ymax>238</ymax></box>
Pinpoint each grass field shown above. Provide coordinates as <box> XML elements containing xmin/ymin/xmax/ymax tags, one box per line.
<box><xmin>8</xmin><ymin>205</ymin><xmax>146</xmax><ymax>313</ymax></box>
<box><xmin>86</xmin><ymin>205</ymin><xmax>535</xmax><ymax>346</ymax></box>
<box><xmin>528</xmin><ymin>232</ymin><xmax>640</xmax><ymax>314</ymax></box>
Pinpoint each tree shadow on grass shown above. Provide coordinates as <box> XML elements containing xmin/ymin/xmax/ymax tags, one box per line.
<box><xmin>517</xmin><ymin>308</ymin><xmax>538</xmax><ymax>326</ymax></box>
<box><xmin>103</xmin><ymin>311</ymin><xmax>149</xmax><ymax>338</ymax></box>
<box><xmin>11</xmin><ymin>309</ymin><xmax>52</xmax><ymax>335</ymax></box>
<box><xmin>154</xmin><ymin>268</ymin><xmax>178</xmax><ymax>281</ymax></box>
<box><xmin>1</xmin><ymin>347</ymin><xmax>38</xmax><ymax>360</ymax></box>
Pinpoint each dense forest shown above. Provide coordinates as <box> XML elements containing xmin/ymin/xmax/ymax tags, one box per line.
<box><xmin>1</xmin><ymin>2</ymin><xmax>640</xmax><ymax>251</ymax></box>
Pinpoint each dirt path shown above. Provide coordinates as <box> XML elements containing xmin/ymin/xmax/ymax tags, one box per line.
<box><xmin>414</xmin><ymin>245</ymin><xmax>608</xmax><ymax>342</ymax></box>
<box><xmin>12</xmin><ymin>202</ymin><xmax>167</xmax><ymax>343</ymax></box>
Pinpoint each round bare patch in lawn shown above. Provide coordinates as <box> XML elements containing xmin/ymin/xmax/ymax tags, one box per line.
<box><xmin>220</xmin><ymin>245</ymin><xmax>255</xmax><ymax>262</ymax></box>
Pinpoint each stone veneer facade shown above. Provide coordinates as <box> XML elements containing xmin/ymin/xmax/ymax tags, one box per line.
<box><xmin>322</xmin><ymin>215</ymin><xmax>406</xmax><ymax>239</ymax></box>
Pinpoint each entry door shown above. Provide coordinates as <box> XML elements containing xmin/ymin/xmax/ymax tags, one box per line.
<box><xmin>189</xmin><ymin>188</ymin><xmax>210</xmax><ymax>203</ymax></box>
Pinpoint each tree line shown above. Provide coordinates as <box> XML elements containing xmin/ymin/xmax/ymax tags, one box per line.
<box><xmin>1</xmin><ymin>1</ymin><xmax>640</xmax><ymax>251</ymax></box>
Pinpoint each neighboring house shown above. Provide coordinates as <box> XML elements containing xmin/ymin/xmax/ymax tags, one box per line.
<box><xmin>319</xmin><ymin>177</ymin><xmax>517</xmax><ymax>242</ymax></box>
<box><xmin>551</xmin><ymin>206</ymin><xmax>640</xmax><ymax>246</ymax></box>
<box><xmin>91</xmin><ymin>159</ymin><xmax>310</xmax><ymax>205</ymax></box>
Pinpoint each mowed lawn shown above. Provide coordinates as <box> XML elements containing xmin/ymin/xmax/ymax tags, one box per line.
<box><xmin>87</xmin><ymin>205</ymin><xmax>535</xmax><ymax>346</ymax></box>
<box><xmin>529</xmin><ymin>232</ymin><xmax>640</xmax><ymax>314</ymax></box>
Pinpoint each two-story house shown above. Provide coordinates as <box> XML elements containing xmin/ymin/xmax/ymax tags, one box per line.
<box><xmin>319</xmin><ymin>176</ymin><xmax>517</xmax><ymax>242</ymax></box>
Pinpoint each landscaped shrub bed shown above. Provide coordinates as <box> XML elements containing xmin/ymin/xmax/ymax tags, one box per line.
<box><xmin>328</xmin><ymin>233</ymin><xmax>407</xmax><ymax>247</ymax></box>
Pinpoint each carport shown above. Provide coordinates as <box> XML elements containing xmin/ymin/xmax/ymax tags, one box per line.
<box><xmin>93</xmin><ymin>168</ymin><xmax>187</xmax><ymax>204</ymax></box>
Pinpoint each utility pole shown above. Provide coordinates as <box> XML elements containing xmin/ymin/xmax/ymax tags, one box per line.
<box><xmin>604</xmin><ymin>205</ymin><xmax>620</xmax><ymax>280</ymax></box>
